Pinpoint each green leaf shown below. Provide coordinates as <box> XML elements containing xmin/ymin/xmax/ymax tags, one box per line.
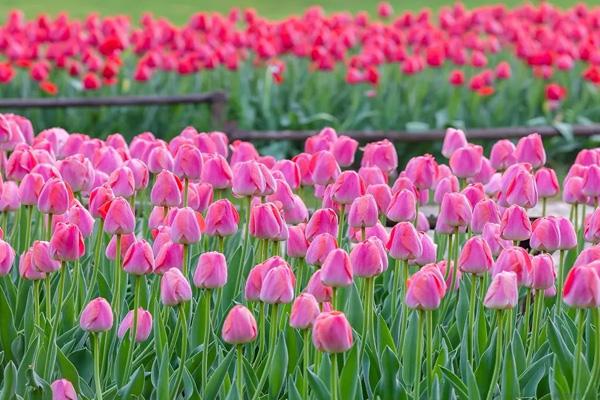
<box><xmin>307</xmin><ymin>369</ymin><xmax>330</xmax><ymax>400</ymax></box>
<box><xmin>155</xmin><ymin>348</ymin><xmax>170</xmax><ymax>400</ymax></box>
<box><xmin>547</xmin><ymin>318</ymin><xmax>573</xmax><ymax>382</ymax></box>
<box><xmin>339</xmin><ymin>345</ymin><xmax>358</xmax><ymax>399</ymax></box>
<box><xmin>519</xmin><ymin>354</ymin><xmax>551</xmax><ymax>398</ymax></box>
<box><xmin>114</xmin><ymin>336</ymin><xmax>131</xmax><ymax>387</ymax></box>
<box><xmin>205</xmin><ymin>348</ymin><xmax>235</xmax><ymax>400</ymax></box>
<box><xmin>0</xmin><ymin>285</ymin><xmax>16</xmax><ymax>362</ymax></box>
<box><xmin>269</xmin><ymin>332</ymin><xmax>288</xmax><ymax>398</ymax></box>
<box><xmin>346</xmin><ymin>282</ymin><xmax>364</xmax><ymax>334</ymax></box>
<box><xmin>377</xmin><ymin>314</ymin><xmax>396</xmax><ymax>355</ymax></box>
<box><xmin>501</xmin><ymin>341</ymin><xmax>520</xmax><ymax>400</ymax></box>
<box><xmin>401</xmin><ymin>311</ymin><xmax>419</xmax><ymax>385</ymax></box>
<box><xmin>0</xmin><ymin>362</ymin><xmax>17</xmax><ymax>400</ymax></box>
<box><xmin>287</xmin><ymin>376</ymin><xmax>302</xmax><ymax>400</ymax></box>
<box><xmin>379</xmin><ymin>346</ymin><xmax>400</xmax><ymax>399</ymax></box>
<box><xmin>118</xmin><ymin>365</ymin><xmax>145</xmax><ymax>399</ymax></box>
<box><xmin>440</xmin><ymin>366</ymin><xmax>469</xmax><ymax>400</ymax></box>
<box><xmin>57</xmin><ymin>347</ymin><xmax>81</xmax><ymax>394</ymax></box>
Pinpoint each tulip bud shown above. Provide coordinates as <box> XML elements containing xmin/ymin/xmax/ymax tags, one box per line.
<box><xmin>489</xmin><ymin>140</ymin><xmax>516</xmax><ymax>171</ymax></box>
<box><xmin>483</xmin><ymin>271</ymin><xmax>518</xmax><ymax>309</ymax></box>
<box><xmin>535</xmin><ymin>167</ymin><xmax>559</xmax><ymax>198</ymax></box>
<box><xmin>222</xmin><ymin>305</ymin><xmax>258</xmax><ymax>344</ymax></box>
<box><xmin>51</xmin><ymin>378</ymin><xmax>77</xmax><ymax>400</ymax></box>
<box><xmin>442</xmin><ymin>128</ymin><xmax>467</xmax><ymax>158</ymax></box>
<box><xmin>290</xmin><ymin>293</ymin><xmax>320</xmax><ymax>330</ymax></box>
<box><xmin>563</xmin><ymin>265</ymin><xmax>600</xmax><ymax>308</ymax></box>
<box><xmin>482</xmin><ymin>222</ymin><xmax>511</xmax><ymax>256</ymax></box>
<box><xmin>553</xmin><ymin>216</ymin><xmax>577</xmax><ymax>250</ymax></box>
<box><xmin>386</xmin><ymin>222</ymin><xmax>422</xmax><ymax>260</ymax></box>
<box><xmin>321</xmin><ymin>249</ymin><xmax>353</xmax><ymax>287</ymax></box>
<box><xmin>386</xmin><ymin>189</ymin><xmax>416</xmax><ymax>223</ymax></box>
<box><xmin>350</xmin><ymin>237</ymin><xmax>388</xmax><ymax>277</ymax></box>
<box><xmin>405</xmin><ymin>266</ymin><xmax>447</xmax><ymax>309</ymax></box>
<box><xmin>332</xmin><ymin>136</ymin><xmax>359</xmax><ymax>167</ymax></box>
<box><xmin>361</xmin><ymin>139</ymin><xmax>397</xmax><ymax>174</ymax></box>
<box><xmin>436</xmin><ymin>192</ymin><xmax>472</xmax><ymax>233</ymax></box>
<box><xmin>305</xmin><ymin>208</ymin><xmax>338</xmax><ymax>242</ymax></box>
<box><xmin>330</xmin><ymin>171</ymin><xmax>365</xmax><ymax>205</ymax></box>
<box><xmin>366</xmin><ymin>184</ymin><xmax>392</xmax><ymax>214</ymax></box>
<box><xmin>193</xmin><ymin>252</ymin><xmax>227</xmax><ymax>289</ymax></box>
<box><xmin>170</xmin><ymin>207</ymin><xmax>203</xmax><ymax>244</ymax></box>
<box><xmin>31</xmin><ymin>240</ymin><xmax>60</xmax><ymax>273</ymax></box>
<box><xmin>287</xmin><ymin>224</ymin><xmax>309</xmax><ymax>259</ymax></box>
<box><xmin>160</xmin><ymin>268</ymin><xmax>192</xmax><ymax>306</ymax></box>
<box><xmin>312</xmin><ymin>311</ymin><xmax>353</xmax><ymax>353</ymax></box>
<box><xmin>500</xmin><ymin>205</ymin><xmax>531</xmax><ymax>242</ymax></box>
<box><xmin>80</xmin><ymin>297</ymin><xmax>113</xmax><ymax>332</ymax></box>
<box><xmin>108</xmin><ymin>166</ymin><xmax>135</xmax><ymax>198</ymax></box>
<box><xmin>117</xmin><ymin>308</ymin><xmax>153</xmax><ymax>342</ymax></box>
<box><xmin>174</xmin><ymin>143</ymin><xmax>203</xmax><ymax>180</ymax></box>
<box><xmin>151</xmin><ymin>170</ymin><xmax>182</xmax><ymax>207</ymax></box>
<box><xmin>530</xmin><ymin>217</ymin><xmax>560</xmax><ymax>252</ymax></box>
<box><xmin>50</xmin><ymin>222</ymin><xmax>85</xmax><ymax>261</ymax></box>
<box><xmin>37</xmin><ymin>178</ymin><xmax>71</xmax><ymax>215</ymax></box>
<box><xmin>88</xmin><ymin>185</ymin><xmax>115</xmax><ymax>219</ymax></box>
<box><xmin>18</xmin><ymin>172</ymin><xmax>45</xmax><ymax>206</ymax></box>
<box><xmin>531</xmin><ymin>254</ymin><xmax>556</xmax><ymax>290</ymax></box>
<box><xmin>123</xmin><ymin>239</ymin><xmax>154</xmax><ymax>275</ymax></box>
<box><xmin>249</xmin><ymin>202</ymin><xmax>287</xmax><ymax>241</ymax></box>
<box><xmin>103</xmin><ymin>197</ymin><xmax>136</xmax><ymax>235</ymax></box>
<box><xmin>0</xmin><ymin>239</ymin><xmax>15</xmax><ymax>276</ymax></box>
<box><xmin>459</xmin><ymin>236</ymin><xmax>493</xmax><ymax>275</ymax></box>
<box><xmin>260</xmin><ymin>264</ymin><xmax>295</xmax><ymax>304</ymax></box>
<box><xmin>515</xmin><ymin>133</ymin><xmax>546</xmax><ymax>169</ymax></box>
<box><xmin>450</xmin><ymin>144</ymin><xmax>483</xmax><ymax>178</ymax></box>
<box><xmin>66</xmin><ymin>200</ymin><xmax>95</xmax><ymax>238</ymax></box>
<box><xmin>470</xmin><ymin>199</ymin><xmax>501</xmax><ymax>234</ymax></box>
<box><xmin>305</xmin><ymin>269</ymin><xmax>333</xmax><ymax>303</ymax></box>
<box><xmin>347</xmin><ymin>194</ymin><xmax>378</xmax><ymax>228</ymax></box>
<box><xmin>492</xmin><ymin>246</ymin><xmax>532</xmax><ymax>287</ymax></box>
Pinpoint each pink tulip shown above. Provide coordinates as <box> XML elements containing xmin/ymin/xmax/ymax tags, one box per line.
<box><xmin>404</xmin><ymin>154</ymin><xmax>437</xmax><ymax>190</ymax></box>
<box><xmin>106</xmin><ymin>233</ymin><xmax>135</xmax><ymax>261</ymax></box>
<box><xmin>347</xmin><ymin>194</ymin><xmax>378</xmax><ymax>228</ymax></box>
<box><xmin>306</xmin><ymin>233</ymin><xmax>338</xmax><ymax>266</ymax></box>
<box><xmin>292</xmin><ymin>153</ymin><xmax>313</xmax><ymax>186</ymax></box>
<box><xmin>147</xmin><ymin>145</ymin><xmax>174</xmax><ymax>173</ymax></box>
<box><xmin>305</xmin><ymin>269</ymin><xmax>333</xmax><ymax>303</ymax></box>
<box><xmin>66</xmin><ymin>201</ymin><xmax>95</xmax><ymax>238</ymax></box>
<box><xmin>470</xmin><ymin>199</ymin><xmax>501</xmax><ymax>234</ymax></box>
<box><xmin>499</xmin><ymin>205</ymin><xmax>531</xmax><ymax>242</ymax></box>
<box><xmin>0</xmin><ymin>239</ymin><xmax>15</xmax><ymax>276</ymax></box>
<box><xmin>193</xmin><ymin>252</ymin><xmax>228</xmax><ymax>289</ymax></box>
<box><xmin>80</xmin><ymin>297</ymin><xmax>113</xmax><ymax>331</ymax></box>
<box><xmin>290</xmin><ymin>293</ymin><xmax>321</xmax><ymax>330</ymax></box>
<box><xmin>492</xmin><ymin>246</ymin><xmax>532</xmax><ymax>287</ymax></box>
<box><xmin>170</xmin><ymin>207</ymin><xmax>203</xmax><ymax>244</ymax></box>
<box><xmin>436</xmin><ymin>192</ymin><xmax>472</xmax><ymax>233</ymax></box>
<box><xmin>563</xmin><ymin>176</ymin><xmax>586</xmax><ymax>204</ymax></box>
<box><xmin>51</xmin><ymin>378</ymin><xmax>77</xmax><ymax>400</ymax></box>
<box><xmin>103</xmin><ymin>197</ymin><xmax>136</xmax><ymax>235</ymax></box>
<box><xmin>249</xmin><ymin>202</ymin><xmax>287</xmax><ymax>241</ymax></box>
<box><xmin>349</xmin><ymin>222</ymin><xmax>389</xmax><ymax>244</ymax></box>
<box><xmin>530</xmin><ymin>217</ymin><xmax>560</xmax><ymax>252</ymax></box>
<box><xmin>312</xmin><ymin>311</ymin><xmax>353</xmax><ymax>353</ymax></box>
<box><xmin>350</xmin><ymin>237</ymin><xmax>388</xmax><ymax>277</ymax></box>
<box><xmin>359</xmin><ymin>166</ymin><xmax>387</xmax><ymax>186</ymax></box>
<box><xmin>123</xmin><ymin>159</ymin><xmax>149</xmax><ymax>191</ymax></box>
<box><xmin>202</xmin><ymin>154</ymin><xmax>233</xmax><ymax>189</ymax></box>
<box><xmin>123</xmin><ymin>239</ymin><xmax>154</xmax><ymax>275</ymax></box>
<box><xmin>361</xmin><ymin>139</ymin><xmax>398</xmax><ymax>174</ymax></box>
<box><xmin>37</xmin><ymin>178</ymin><xmax>72</xmax><ymax>215</ymax></box>
<box><xmin>287</xmin><ymin>224</ymin><xmax>309</xmax><ymax>258</ymax></box>
<box><xmin>260</xmin><ymin>264</ymin><xmax>295</xmax><ymax>303</ymax></box>
<box><xmin>160</xmin><ymin>268</ymin><xmax>192</xmax><ymax>306</ymax></box>
<box><xmin>531</xmin><ymin>254</ymin><xmax>556</xmax><ymax>290</ymax></box>
<box><xmin>173</xmin><ymin>143</ymin><xmax>203</xmax><ymax>180</ymax></box>
<box><xmin>462</xmin><ymin>183</ymin><xmax>486</xmax><ymax>208</ymax></box>
<box><xmin>88</xmin><ymin>185</ymin><xmax>114</xmax><ymax>219</ymax></box>
<box><xmin>483</xmin><ymin>271</ymin><xmax>519</xmax><ymax>309</ymax></box>
<box><xmin>19</xmin><ymin>250</ymin><xmax>45</xmax><ymax>280</ymax></box>
<box><xmin>31</xmin><ymin>240</ymin><xmax>60</xmax><ymax>273</ymax></box>
<box><xmin>442</xmin><ymin>128</ymin><xmax>467</xmax><ymax>158</ymax></box>
<box><xmin>490</xmin><ymin>140</ymin><xmax>517</xmax><ymax>171</ymax></box>
<box><xmin>93</xmin><ymin>146</ymin><xmax>123</xmax><ymax>174</ymax></box>
<box><xmin>405</xmin><ymin>265</ymin><xmax>447</xmax><ymax>310</ymax></box>
<box><xmin>553</xmin><ymin>216</ymin><xmax>577</xmax><ymax>250</ymax></box>
<box><xmin>366</xmin><ymin>184</ymin><xmax>392</xmax><ymax>214</ymax></box>
<box><xmin>563</xmin><ymin>265</ymin><xmax>600</xmax><ymax>308</ymax></box>
<box><xmin>117</xmin><ymin>308</ymin><xmax>153</xmax><ymax>342</ymax></box>
<box><xmin>459</xmin><ymin>236</ymin><xmax>493</xmax><ymax>275</ymax></box>
<box><xmin>50</xmin><ymin>222</ymin><xmax>85</xmax><ymax>261</ymax></box>
<box><xmin>386</xmin><ymin>189</ymin><xmax>416</xmax><ymax>223</ymax></box>
<box><xmin>331</xmin><ymin>171</ymin><xmax>365</xmax><ymax>205</ymax></box>
<box><xmin>108</xmin><ymin>166</ymin><xmax>135</xmax><ymax>198</ymax></box>
<box><xmin>0</xmin><ymin>181</ymin><xmax>20</xmax><ymax>212</ymax></box>
<box><xmin>535</xmin><ymin>167</ymin><xmax>559</xmax><ymax>198</ymax></box>
<box><xmin>449</xmin><ymin>144</ymin><xmax>483</xmax><ymax>178</ymax></box>
<box><xmin>18</xmin><ymin>172</ymin><xmax>45</xmax><ymax>205</ymax></box>
<box><xmin>153</xmin><ymin>242</ymin><xmax>183</xmax><ymax>274</ymax></box>
<box><xmin>499</xmin><ymin>163</ymin><xmax>538</xmax><ymax>208</ymax></box>
<box><xmin>434</xmin><ymin>176</ymin><xmax>459</xmax><ymax>204</ymax></box>
<box><xmin>230</xmin><ymin>140</ymin><xmax>259</xmax><ymax>165</ymax></box>
<box><xmin>321</xmin><ymin>249</ymin><xmax>353</xmax><ymax>287</ymax></box>
<box><xmin>305</xmin><ymin>208</ymin><xmax>338</xmax><ymax>242</ymax></box>
<box><xmin>222</xmin><ymin>305</ymin><xmax>257</xmax><ymax>344</ymax></box>
<box><xmin>386</xmin><ymin>222</ymin><xmax>422</xmax><ymax>260</ymax></box>
<box><xmin>285</xmin><ymin>195</ymin><xmax>309</xmax><ymax>224</ymax></box>
<box><xmin>151</xmin><ymin>170</ymin><xmax>182</xmax><ymax>207</ymax></box>
<box><xmin>204</xmin><ymin>199</ymin><xmax>239</xmax><ymax>237</ymax></box>
<box><xmin>515</xmin><ymin>133</ymin><xmax>546</xmax><ymax>169</ymax></box>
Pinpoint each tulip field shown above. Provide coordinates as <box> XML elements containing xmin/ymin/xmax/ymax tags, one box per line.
<box><xmin>0</xmin><ymin>114</ymin><xmax>600</xmax><ymax>400</ymax></box>
<box><xmin>0</xmin><ymin>3</ymin><xmax>600</xmax><ymax>137</ymax></box>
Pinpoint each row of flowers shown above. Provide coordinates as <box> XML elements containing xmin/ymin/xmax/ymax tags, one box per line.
<box><xmin>0</xmin><ymin>113</ymin><xmax>599</xmax><ymax>398</ymax></box>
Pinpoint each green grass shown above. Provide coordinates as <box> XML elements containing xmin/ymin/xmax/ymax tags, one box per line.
<box><xmin>0</xmin><ymin>0</ymin><xmax>594</xmax><ymax>23</ymax></box>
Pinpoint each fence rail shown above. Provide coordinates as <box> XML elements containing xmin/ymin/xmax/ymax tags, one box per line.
<box><xmin>229</xmin><ymin>124</ymin><xmax>600</xmax><ymax>142</ymax></box>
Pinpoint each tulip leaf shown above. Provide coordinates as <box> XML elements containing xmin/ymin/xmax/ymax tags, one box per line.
<box><xmin>500</xmin><ymin>340</ymin><xmax>520</xmax><ymax>400</ymax></box>
<box><xmin>57</xmin><ymin>347</ymin><xmax>82</xmax><ymax>394</ymax></box>
<box><xmin>475</xmin><ymin>329</ymin><xmax>496</xmax><ymax>396</ymax></box>
<box><xmin>340</xmin><ymin>345</ymin><xmax>358</xmax><ymax>400</ymax></box>
<box><xmin>519</xmin><ymin>353</ymin><xmax>551</xmax><ymax>398</ymax></box>
<box><xmin>379</xmin><ymin>346</ymin><xmax>400</xmax><ymax>398</ymax></box>
<box><xmin>377</xmin><ymin>314</ymin><xmax>396</xmax><ymax>354</ymax></box>
<box><xmin>307</xmin><ymin>369</ymin><xmax>330</xmax><ymax>400</ymax></box>
<box><xmin>114</xmin><ymin>336</ymin><xmax>131</xmax><ymax>387</ymax></box>
<box><xmin>205</xmin><ymin>348</ymin><xmax>235</xmax><ymax>400</ymax></box>
<box><xmin>401</xmin><ymin>311</ymin><xmax>419</xmax><ymax>385</ymax></box>
<box><xmin>118</xmin><ymin>365</ymin><xmax>145</xmax><ymax>399</ymax></box>
<box><xmin>0</xmin><ymin>362</ymin><xmax>17</xmax><ymax>400</ymax></box>
<box><xmin>440</xmin><ymin>366</ymin><xmax>469</xmax><ymax>400</ymax></box>
<box><xmin>547</xmin><ymin>318</ymin><xmax>573</xmax><ymax>382</ymax></box>
<box><xmin>287</xmin><ymin>376</ymin><xmax>302</xmax><ymax>400</ymax></box>
<box><xmin>269</xmin><ymin>332</ymin><xmax>288</xmax><ymax>398</ymax></box>
<box><xmin>0</xmin><ymin>285</ymin><xmax>16</xmax><ymax>362</ymax></box>
<box><xmin>346</xmin><ymin>282</ymin><xmax>364</xmax><ymax>335</ymax></box>
<box><xmin>155</xmin><ymin>348</ymin><xmax>170</xmax><ymax>400</ymax></box>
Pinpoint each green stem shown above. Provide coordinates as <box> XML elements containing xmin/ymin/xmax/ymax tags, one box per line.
<box><xmin>236</xmin><ymin>345</ymin><xmax>244</xmax><ymax>398</ymax></box>
<box><xmin>523</xmin><ymin>288</ymin><xmax>532</xmax><ymax>336</ymax></box>
<box><xmin>303</xmin><ymin>329</ymin><xmax>310</xmax><ymax>399</ymax></box>
<box><xmin>124</xmin><ymin>276</ymin><xmax>142</xmax><ymax>381</ymax></box>
<box><xmin>44</xmin><ymin>263</ymin><xmax>66</xmax><ymax>379</ymax></box>
<box><xmin>573</xmin><ymin>309</ymin><xmax>585</xmax><ymax>398</ymax></box>
<box><xmin>331</xmin><ymin>354</ymin><xmax>338</xmax><ymax>400</ymax></box>
<box><xmin>251</xmin><ymin>304</ymin><xmax>279</xmax><ymax>400</ymax></box>
<box><xmin>183</xmin><ymin>243</ymin><xmax>189</xmax><ymax>278</ymax></box>
<box><xmin>542</xmin><ymin>197</ymin><xmax>547</xmax><ymax>217</ymax></box>
<box><xmin>337</xmin><ymin>205</ymin><xmax>345</xmax><ymax>249</ymax></box>
<box><xmin>426</xmin><ymin>310</ymin><xmax>433</xmax><ymax>397</ymax></box>
<box><xmin>468</xmin><ymin>275</ymin><xmax>477</xmax><ymax>366</ymax></box>
<box><xmin>398</xmin><ymin>260</ymin><xmax>409</xmax><ymax>351</ymax></box>
<box><xmin>414</xmin><ymin>310</ymin><xmax>424</xmax><ymax>399</ymax></box>
<box><xmin>93</xmin><ymin>333</ymin><xmax>104</xmax><ymax>400</ymax></box>
<box><xmin>172</xmin><ymin>305</ymin><xmax>188</xmax><ymax>398</ymax></box>
<box><xmin>391</xmin><ymin>258</ymin><xmax>401</xmax><ymax>324</ymax></box>
<box><xmin>202</xmin><ymin>289</ymin><xmax>212</xmax><ymax>392</ymax></box>
<box><xmin>527</xmin><ymin>289</ymin><xmax>543</xmax><ymax>362</ymax></box>
<box><xmin>486</xmin><ymin>311</ymin><xmax>505</xmax><ymax>400</ymax></box>
<box><xmin>555</xmin><ymin>250</ymin><xmax>565</xmax><ymax>315</ymax></box>
<box><xmin>582</xmin><ymin>308</ymin><xmax>600</xmax><ymax>398</ymax></box>
<box><xmin>88</xmin><ymin>219</ymin><xmax>104</xmax><ymax>305</ymax></box>
<box><xmin>44</xmin><ymin>277</ymin><xmax>52</xmax><ymax>318</ymax></box>
<box><xmin>113</xmin><ymin>234</ymin><xmax>122</xmax><ymax>320</ymax></box>
<box><xmin>183</xmin><ymin>178</ymin><xmax>189</xmax><ymax>207</ymax></box>
<box><xmin>237</xmin><ymin>196</ymin><xmax>252</xmax><ymax>298</ymax></box>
